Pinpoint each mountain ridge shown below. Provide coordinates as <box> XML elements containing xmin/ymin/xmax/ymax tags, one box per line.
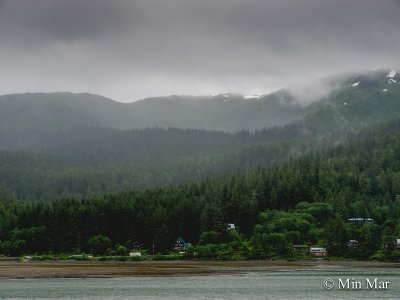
<box><xmin>1</xmin><ymin>69</ymin><xmax>398</xmax><ymax>133</ymax></box>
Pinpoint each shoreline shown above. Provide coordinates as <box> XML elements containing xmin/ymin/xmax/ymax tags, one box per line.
<box><xmin>1</xmin><ymin>260</ymin><xmax>399</xmax><ymax>279</ymax></box>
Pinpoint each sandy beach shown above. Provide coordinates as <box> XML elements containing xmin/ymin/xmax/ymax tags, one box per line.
<box><xmin>0</xmin><ymin>260</ymin><xmax>399</xmax><ymax>279</ymax></box>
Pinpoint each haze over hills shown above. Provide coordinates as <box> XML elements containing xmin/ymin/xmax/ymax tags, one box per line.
<box><xmin>0</xmin><ymin>69</ymin><xmax>398</xmax><ymax>137</ymax></box>
<box><xmin>303</xmin><ymin>69</ymin><xmax>400</xmax><ymax>131</ymax></box>
<box><xmin>0</xmin><ymin>69</ymin><xmax>400</xmax><ymax>200</ymax></box>
<box><xmin>0</xmin><ymin>91</ymin><xmax>306</xmax><ymax>134</ymax></box>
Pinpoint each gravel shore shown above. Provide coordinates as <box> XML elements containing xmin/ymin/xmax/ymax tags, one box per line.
<box><xmin>1</xmin><ymin>260</ymin><xmax>399</xmax><ymax>279</ymax></box>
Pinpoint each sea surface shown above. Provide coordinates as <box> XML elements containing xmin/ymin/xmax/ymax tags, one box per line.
<box><xmin>0</xmin><ymin>268</ymin><xmax>399</xmax><ymax>299</ymax></box>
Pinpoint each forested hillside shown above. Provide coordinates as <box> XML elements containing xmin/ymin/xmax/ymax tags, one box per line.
<box><xmin>0</xmin><ymin>124</ymin><xmax>323</xmax><ymax>200</ymax></box>
<box><xmin>1</xmin><ymin>119</ymin><xmax>400</xmax><ymax>260</ymax></box>
<box><xmin>0</xmin><ymin>69</ymin><xmax>400</xmax><ymax>200</ymax></box>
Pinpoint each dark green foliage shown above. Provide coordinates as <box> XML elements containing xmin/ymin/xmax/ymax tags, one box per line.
<box><xmin>87</xmin><ymin>235</ymin><xmax>112</xmax><ymax>255</ymax></box>
<box><xmin>324</xmin><ymin>216</ymin><xmax>348</xmax><ymax>256</ymax></box>
<box><xmin>185</xmin><ymin>242</ymin><xmax>251</xmax><ymax>260</ymax></box>
<box><xmin>200</xmin><ymin>203</ymin><xmax>226</xmax><ymax>238</ymax></box>
<box><xmin>0</xmin><ymin>226</ymin><xmax>48</xmax><ymax>256</ymax></box>
<box><xmin>115</xmin><ymin>245</ymin><xmax>129</xmax><ymax>256</ymax></box>
<box><xmin>0</xmin><ymin>240</ymin><xmax>26</xmax><ymax>256</ymax></box>
<box><xmin>0</xmin><ymin>119</ymin><xmax>400</xmax><ymax>261</ymax></box>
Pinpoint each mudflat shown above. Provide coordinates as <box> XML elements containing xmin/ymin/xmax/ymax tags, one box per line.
<box><xmin>0</xmin><ymin>260</ymin><xmax>399</xmax><ymax>279</ymax></box>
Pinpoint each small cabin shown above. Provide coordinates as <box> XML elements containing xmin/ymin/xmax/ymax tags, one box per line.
<box><xmin>310</xmin><ymin>247</ymin><xmax>327</xmax><ymax>256</ymax></box>
<box><xmin>174</xmin><ymin>237</ymin><xmax>192</xmax><ymax>252</ymax></box>
<box><xmin>227</xmin><ymin>223</ymin><xmax>236</xmax><ymax>230</ymax></box>
<box><xmin>347</xmin><ymin>240</ymin><xmax>359</xmax><ymax>247</ymax></box>
<box><xmin>129</xmin><ymin>252</ymin><xmax>142</xmax><ymax>257</ymax></box>
<box><xmin>348</xmin><ymin>217</ymin><xmax>374</xmax><ymax>225</ymax></box>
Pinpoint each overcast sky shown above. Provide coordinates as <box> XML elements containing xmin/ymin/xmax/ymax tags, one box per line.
<box><xmin>0</xmin><ymin>0</ymin><xmax>399</xmax><ymax>102</ymax></box>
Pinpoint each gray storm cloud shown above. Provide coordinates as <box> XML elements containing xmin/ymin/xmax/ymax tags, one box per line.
<box><xmin>0</xmin><ymin>0</ymin><xmax>399</xmax><ymax>102</ymax></box>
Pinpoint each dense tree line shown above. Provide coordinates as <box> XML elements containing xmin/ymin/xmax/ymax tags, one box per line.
<box><xmin>1</xmin><ymin>120</ymin><xmax>400</xmax><ymax>260</ymax></box>
<box><xmin>0</xmin><ymin>123</ymin><xmax>329</xmax><ymax>201</ymax></box>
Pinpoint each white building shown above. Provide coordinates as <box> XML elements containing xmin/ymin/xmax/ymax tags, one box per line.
<box><xmin>227</xmin><ymin>223</ymin><xmax>235</xmax><ymax>230</ymax></box>
<box><xmin>310</xmin><ymin>247</ymin><xmax>327</xmax><ymax>256</ymax></box>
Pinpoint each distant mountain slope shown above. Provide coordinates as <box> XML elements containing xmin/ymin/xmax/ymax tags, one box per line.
<box><xmin>130</xmin><ymin>92</ymin><xmax>307</xmax><ymax>131</ymax></box>
<box><xmin>0</xmin><ymin>69</ymin><xmax>399</xmax><ymax>135</ymax></box>
<box><xmin>303</xmin><ymin>69</ymin><xmax>400</xmax><ymax>132</ymax></box>
<box><xmin>0</xmin><ymin>92</ymin><xmax>306</xmax><ymax>133</ymax></box>
<box><xmin>0</xmin><ymin>92</ymin><xmax>133</xmax><ymax>130</ymax></box>
<box><xmin>1</xmin><ymin>69</ymin><xmax>400</xmax><ymax>200</ymax></box>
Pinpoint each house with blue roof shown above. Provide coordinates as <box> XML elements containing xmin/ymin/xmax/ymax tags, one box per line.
<box><xmin>174</xmin><ymin>237</ymin><xmax>192</xmax><ymax>252</ymax></box>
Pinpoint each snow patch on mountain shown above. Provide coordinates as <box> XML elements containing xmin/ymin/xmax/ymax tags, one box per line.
<box><xmin>244</xmin><ymin>95</ymin><xmax>264</xmax><ymax>100</ymax></box>
<box><xmin>387</xmin><ymin>70</ymin><xmax>396</xmax><ymax>78</ymax></box>
<box><xmin>352</xmin><ymin>82</ymin><xmax>360</xmax><ymax>87</ymax></box>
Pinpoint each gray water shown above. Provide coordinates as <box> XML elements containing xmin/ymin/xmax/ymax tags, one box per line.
<box><xmin>0</xmin><ymin>268</ymin><xmax>399</xmax><ymax>299</ymax></box>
